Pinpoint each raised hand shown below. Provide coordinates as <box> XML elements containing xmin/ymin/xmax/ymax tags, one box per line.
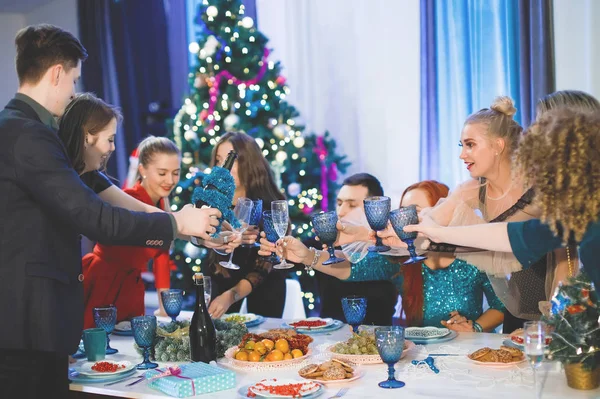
<box><xmin>374</xmin><ymin>222</ymin><xmax>408</xmax><ymax>249</ymax></box>
<box><xmin>173</xmin><ymin>205</ymin><xmax>221</xmax><ymax>240</ymax></box>
<box><xmin>258</xmin><ymin>232</ymin><xmax>311</xmax><ymax>264</ymax></box>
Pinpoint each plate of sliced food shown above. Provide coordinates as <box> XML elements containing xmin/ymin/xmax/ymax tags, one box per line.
<box><xmin>298</xmin><ymin>359</ymin><xmax>363</xmax><ymax>384</ymax></box>
<box><xmin>467</xmin><ymin>346</ymin><xmax>527</xmax><ymax>367</ymax></box>
<box><xmin>238</xmin><ymin>379</ymin><xmax>324</xmax><ymax>398</ymax></box>
<box><xmin>328</xmin><ymin>330</ymin><xmax>415</xmax><ymax>364</ymax></box>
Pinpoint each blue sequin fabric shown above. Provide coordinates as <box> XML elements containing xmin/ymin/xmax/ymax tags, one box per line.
<box><xmin>191</xmin><ymin>167</ymin><xmax>239</xmax><ymax>233</ymax></box>
<box><xmin>345</xmin><ymin>254</ymin><xmax>505</xmax><ymax>327</ymax></box>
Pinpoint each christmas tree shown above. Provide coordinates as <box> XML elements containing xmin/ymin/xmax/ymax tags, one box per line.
<box><xmin>168</xmin><ymin>0</ymin><xmax>349</xmax><ymax>313</ymax></box>
<box><xmin>544</xmin><ymin>273</ymin><xmax>600</xmax><ymax>371</ymax></box>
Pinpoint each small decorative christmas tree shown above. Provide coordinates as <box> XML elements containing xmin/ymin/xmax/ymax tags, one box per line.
<box><xmin>543</xmin><ymin>272</ymin><xmax>600</xmax><ymax>389</ymax></box>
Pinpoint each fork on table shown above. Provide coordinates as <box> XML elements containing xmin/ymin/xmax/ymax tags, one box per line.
<box><xmin>327</xmin><ymin>387</ymin><xmax>349</xmax><ymax>398</ymax></box>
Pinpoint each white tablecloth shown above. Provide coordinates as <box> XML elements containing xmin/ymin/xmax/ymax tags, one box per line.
<box><xmin>70</xmin><ymin>317</ymin><xmax>600</xmax><ymax>398</ymax></box>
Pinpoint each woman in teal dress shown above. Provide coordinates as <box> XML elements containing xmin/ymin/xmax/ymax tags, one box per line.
<box><xmin>406</xmin><ymin>101</ymin><xmax>600</xmax><ymax>294</ymax></box>
<box><xmin>259</xmin><ymin>180</ymin><xmax>505</xmax><ymax>332</ymax></box>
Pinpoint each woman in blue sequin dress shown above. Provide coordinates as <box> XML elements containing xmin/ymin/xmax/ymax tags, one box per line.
<box><xmin>259</xmin><ymin>180</ymin><xmax>505</xmax><ymax>331</ymax></box>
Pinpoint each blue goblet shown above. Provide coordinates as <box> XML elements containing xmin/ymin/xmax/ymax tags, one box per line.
<box><xmin>312</xmin><ymin>211</ymin><xmax>345</xmax><ymax>265</ymax></box>
<box><xmin>389</xmin><ymin>205</ymin><xmax>427</xmax><ymax>264</ymax></box>
<box><xmin>242</xmin><ymin>199</ymin><xmax>263</xmax><ymax>248</ymax></box>
<box><xmin>375</xmin><ymin>326</ymin><xmax>406</xmax><ymax>389</ymax></box>
<box><xmin>261</xmin><ymin>211</ymin><xmax>281</xmax><ymax>264</ymax></box>
<box><xmin>93</xmin><ymin>306</ymin><xmax>118</xmax><ymax>355</ymax></box>
<box><xmin>364</xmin><ymin>196</ymin><xmax>392</xmax><ymax>252</ymax></box>
<box><xmin>131</xmin><ymin>315</ymin><xmax>158</xmax><ymax>369</ymax></box>
<box><xmin>160</xmin><ymin>289</ymin><xmax>183</xmax><ymax>323</ymax></box>
<box><xmin>341</xmin><ymin>296</ymin><xmax>367</xmax><ymax>333</ymax></box>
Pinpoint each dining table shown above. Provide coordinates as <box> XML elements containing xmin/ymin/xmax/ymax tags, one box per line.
<box><xmin>70</xmin><ymin>313</ymin><xmax>600</xmax><ymax>398</ymax></box>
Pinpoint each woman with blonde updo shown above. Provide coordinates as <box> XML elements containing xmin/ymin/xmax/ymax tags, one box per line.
<box><xmin>405</xmin><ymin>99</ymin><xmax>600</xmax><ymax>302</ymax></box>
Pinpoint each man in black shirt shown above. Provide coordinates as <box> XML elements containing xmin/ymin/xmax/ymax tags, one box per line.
<box><xmin>315</xmin><ymin>173</ymin><xmax>398</xmax><ymax>325</ymax></box>
<box><xmin>0</xmin><ymin>24</ymin><xmax>222</xmax><ymax>397</ymax></box>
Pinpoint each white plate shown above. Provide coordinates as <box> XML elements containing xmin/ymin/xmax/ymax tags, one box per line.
<box><xmin>77</xmin><ymin>361</ymin><xmax>134</xmax><ymax>377</ymax></box>
<box><xmin>288</xmin><ymin>318</ymin><xmax>333</xmax><ymax>330</ymax></box>
<box><xmin>405</xmin><ymin>327</ymin><xmax>450</xmax><ymax>340</ymax></box>
<box><xmin>114</xmin><ymin>321</ymin><xmax>131</xmax><ymax>332</ymax></box>
<box><xmin>249</xmin><ymin>379</ymin><xmax>321</xmax><ymax>398</ymax></box>
<box><xmin>222</xmin><ymin>313</ymin><xmax>258</xmax><ymax>324</ymax></box>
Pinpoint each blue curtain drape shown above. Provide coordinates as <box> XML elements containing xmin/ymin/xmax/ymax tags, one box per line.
<box><xmin>420</xmin><ymin>0</ymin><xmax>555</xmax><ymax>187</ymax></box>
<box><xmin>78</xmin><ymin>0</ymin><xmax>173</xmax><ymax>182</ymax></box>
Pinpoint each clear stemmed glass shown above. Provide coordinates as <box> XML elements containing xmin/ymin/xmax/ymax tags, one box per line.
<box><xmin>375</xmin><ymin>326</ymin><xmax>406</xmax><ymax>389</ymax></box>
<box><xmin>131</xmin><ymin>315</ymin><xmax>158</xmax><ymax>369</ymax></box>
<box><xmin>524</xmin><ymin>321</ymin><xmax>546</xmax><ymax>399</ymax></box>
<box><xmin>160</xmin><ymin>289</ymin><xmax>183</xmax><ymax>323</ymax></box>
<box><xmin>311</xmin><ymin>211</ymin><xmax>345</xmax><ymax>265</ymax></box>
<box><xmin>389</xmin><ymin>205</ymin><xmax>427</xmax><ymax>264</ymax></box>
<box><xmin>261</xmin><ymin>211</ymin><xmax>281</xmax><ymax>264</ymax></box>
<box><xmin>364</xmin><ymin>196</ymin><xmax>392</xmax><ymax>252</ymax></box>
<box><xmin>93</xmin><ymin>305</ymin><xmax>118</xmax><ymax>355</ymax></box>
<box><xmin>341</xmin><ymin>296</ymin><xmax>367</xmax><ymax>333</ymax></box>
<box><xmin>271</xmin><ymin>200</ymin><xmax>293</xmax><ymax>269</ymax></box>
<box><xmin>242</xmin><ymin>199</ymin><xmax>263</xmax><ymax>248</ymax></box>
<box><xmin>219</xmin><ymin>197</ymin><xmax>253</xmax><ymax>270</ymax></box>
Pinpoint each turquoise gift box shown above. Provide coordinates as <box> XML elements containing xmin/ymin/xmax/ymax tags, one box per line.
<box><xmin>144</xmin><ymin>362</ymin><xmax>236</xmax><ymax>397</ymax></box>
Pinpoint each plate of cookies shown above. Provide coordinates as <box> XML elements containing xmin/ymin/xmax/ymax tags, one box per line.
<box><xmin>467</xmin><ymin>346</ymin><xmax>526</xmax><ymax>367</ymax></box>
<box><xmin>298</xmin><ymin>359</ymin><xmax>362</xmax><ymax>384</ymax></box>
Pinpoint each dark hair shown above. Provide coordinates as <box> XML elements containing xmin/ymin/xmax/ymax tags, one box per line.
<box><xmin>342</xmin><ymin>173</ymin><xmax>384</xmax><ymax>197</ymax></box>
<box><xmin>211</xmin><ymin>132</ymin><xmax>286</xmax><ymax>207</ymax></box>
<box><xmin>15</xmin><ymin>24</ymin><xmax>87</xmax><ymax>85</ymax></box>
<box><xmin>58</xmin><ymin>93</ymin><xmax>122</xmax><ymax>174</ymax></box>
<box><xmin>136</xmin><ymin>136</ymin><xmax>181</xmax><ymax>181</ymax></box>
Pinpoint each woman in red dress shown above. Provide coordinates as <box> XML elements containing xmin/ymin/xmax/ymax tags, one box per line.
<box><xmin>82</xmin><ymin>136</ymin><xmax>181</xmax><ymax>328</ymax></box>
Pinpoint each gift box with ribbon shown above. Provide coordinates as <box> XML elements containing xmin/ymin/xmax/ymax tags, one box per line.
<box><xmin>144</xmin><ymin>362</ymin><xmax>236</xmax><ymax>397</ymax></box>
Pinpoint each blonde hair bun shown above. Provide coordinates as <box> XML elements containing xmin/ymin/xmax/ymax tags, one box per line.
<box><xmin>491</xmin><ymin>96</ymin><xmax>517</xmax><ymax>118</ymax></box>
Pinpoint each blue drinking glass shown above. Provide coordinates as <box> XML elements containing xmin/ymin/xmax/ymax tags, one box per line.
<box><xmin>364</xmin><ymin>196</ymin><xmax>392</xmax><ymax>252</ymax></box>
<box><xmin>131</xmin><ymin>315</ymin><xmax>158</xmax><ymax>369</ymax></box>
<box><xmin>93</xmin><ymin>306</ymin><xmax>118</xmax><ymax>355</ymax></box>
<box><xmin>389</xmin><ymin>205</ymin><xmax>427</xmax><ymax>264</ymax></box>
<box><xmin>311</xmin><ymin>211</ymin><xmax>345</xmax><ymax>265</ymax></box>
<box><xmin>341</xmin><ymin>296</ymin><xmax>367</xmax><ymax>333</ymax></box>
<box><xmin>375</xmin><ymin>326</ymin><xmax>406</xmax><ymax>389</ymax></box>
<box><xmin>242</xmin><ymin>199</ymin><xmax>263</xmax><ymax>248</ymax></box>
<box><xmin>261</xmin><ymin>211</ymin><xmax>281</xmax><ymax>264</ymax></box>
<box><xmin>160</xmin><ymin>289</ymin><xmax>184</xmax><ymax>323</ymax></box>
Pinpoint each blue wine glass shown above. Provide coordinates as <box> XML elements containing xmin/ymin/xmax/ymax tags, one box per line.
<box><xmin>131</xmin><ymin>315</ymin><xmax>158</xmax><ymax>369</ymax></box>
<box><xmin>364</xmin><ymin>196</ymin><xmax>392</xmax><ymax>252</ymax></box>
<box><xmin>311</xmin><ymin>211</ymin><xmax>345</xmax><ymax>265</ymax></box>
<box><xmin>389</xmin><ymin>205</ymin><xmax>427</xmax><ymax>264</ymax></box>
<box><xmin>93</xmin><ymin>306</ymin><xmax>118</xmax><ymax>355</ymax></box>
<box><xmin>160</xmin><ymin>289</ymin><xmax>184</xmax><ymax>323</ymax></box>
<box><xmin>375</xmin><ymin>326</ymin><xmax>406</xmax><ymax>389</ymax></box>
<box><xmin>262</xmin><ymin>211</ymin><xmax>281</xmax><ymax>264</ymax></box>
<box><xmin>242</xmin><ymin>199</ymin><xmax>263</xmax><ymax>248</ymax></box>
<box><xmin>341</xmin><ymin>296</ymin><xmax>367</xmax><ymax>333</ymax></box>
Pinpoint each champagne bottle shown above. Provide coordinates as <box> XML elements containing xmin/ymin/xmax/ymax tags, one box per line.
<box><xmin>190</xmin><ymin>150</ymin><xmax>237</xmax><ymax>245</ymax></box>
<box><xmin>189</xmin><ymin>273</ymin><xmax>217</xmax><ymax>363</ymax></box>
<box><xmin>194</xmin><ymin>149</ymin><xmax>237</xmax><ymax>209</ymax></box>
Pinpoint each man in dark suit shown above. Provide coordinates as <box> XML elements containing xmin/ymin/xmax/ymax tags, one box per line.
<box><xmin>0</xmin><ymin>25</ymin><xmax>222</xmax><ymax>397</ymax></box>
<box><xmin>315</xmin><ymin>174</ymin><xmax>398</xmax><ymax>325</ymax></box>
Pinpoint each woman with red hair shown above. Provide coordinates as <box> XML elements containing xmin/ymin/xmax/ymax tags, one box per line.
<box><xmin>395</xmin><ymin>181</ymin><xmax>504</xmax><ymax>330</ymax></box>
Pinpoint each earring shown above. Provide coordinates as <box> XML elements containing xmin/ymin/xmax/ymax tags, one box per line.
<box><xmin>143</xmin><ymin>176</ymin><xmax>147</xmax><ymax>179</ymax></box>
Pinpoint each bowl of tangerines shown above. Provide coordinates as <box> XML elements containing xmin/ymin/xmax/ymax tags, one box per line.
<box><xmin>223</xmin><ymin>329</ymin><xmax>313</xmax><ymax>369</ymax></box>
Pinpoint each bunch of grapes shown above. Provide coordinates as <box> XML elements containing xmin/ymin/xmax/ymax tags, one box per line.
<box><xmin>332</xmin><ymin>331</ymin><xmax>378</xmax><ymax>355</ymax></box>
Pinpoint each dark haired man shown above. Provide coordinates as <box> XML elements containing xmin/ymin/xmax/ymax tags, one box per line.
<box><xmin>315</xmin><ymin>173</ymin><xmax>397</xmax><ymax>325</ymax></box>
<box><xmin>0</xmin><ymin>24</ymin><xmax>221</xmax><ymax>396</ymax></box>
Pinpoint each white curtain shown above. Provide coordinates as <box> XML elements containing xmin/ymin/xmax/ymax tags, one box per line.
<box><xmin>256</xmin><ymin>0</ymin><xmax>420</xmax><ymax>204</ymax></box>
<box><xmin>553</xmin><ymin>0</ymin><xmax>600</xmax><ymax>99</ymax></box>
